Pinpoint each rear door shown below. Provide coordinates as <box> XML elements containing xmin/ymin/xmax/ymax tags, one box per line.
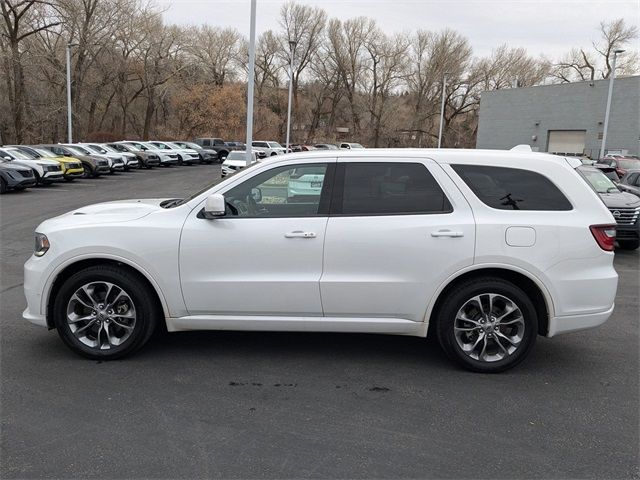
<box><xmin>320</xmin><ymin>158</ymin><xmax>475</xmax><ymax>322</ymax></box>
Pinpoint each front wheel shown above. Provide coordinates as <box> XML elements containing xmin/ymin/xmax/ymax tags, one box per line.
<box><xmin>436</xmin><ymin>278</ymin><xmax>538</xmax><ymax>373</ymax></box>
<box><xmin>52</xmin><ymin>265</ymin><xmax>159</xmax><ymax>360</ymax></box>
<box><xmin>618</xmin><ymin>239</ymin><xmax>639</xmax><ymax>250</ymax></box>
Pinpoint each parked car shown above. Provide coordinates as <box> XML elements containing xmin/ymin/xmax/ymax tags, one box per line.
<box><xmin>172</xmin><ymin>141</ymin><xmax>218</xmax><ymax>164</ymax></box>
<box><xmin>80</xmin><ymin>143</ymin><xmax>139</xmax><ymax>170</ymax></box>
<box><xmin>0</xmin><ymin>147</ymin><xmax>63</xmax><ymax>185</ymax></box>
<box><xmin>287</xmin><ymin>165</ymin><xmax>326</xmax><ymax>199</ymax></box>
<box><xmin>290</xmin><ymin>144</ymin><xmax>317</xmax><ymax>152</ymax></box>
<box><xmin>339</xmin><ymin>142</ymin><xmax>364</xmax><ymax>149</ymax></box>
<box><xmin>314</xmin><ymin>143</ymin><xmax>338</xmax><ymax>150</ymax></box>
<box><xmin>577</xmin><ymin>165</ymin><xmax>639</xmax><ymax>250</ymax></box>
<box><xmin>593</xmin><ymin>164</ymin><xmax>620</xmax><ymax>182</ymax></box>
<box><xmin>618</xmin><ymin>169</ymin><xmax>640</xmax><ymax>198</ymax></box>
<box><xmin>24</xmin><ymin>149</ymin><xmax>618</xmax><ymax>373</ymax></box>
<box><xmin>221</xmin><ymin>151</ymin><xmax>260</xmax><ymax>177</ymax></box>
<box><xmin>106</xmin><ymin>142</ymin><xmax>160</xmax><ymax>169</ymax></box>
<box><xmin>38</xmin><ymin>144</ymin><xmax>110</xmax><ymax>178</ymax></box>
<box><xmin>9</xmin><ymin>145</ymin><xmax>84</xmax><ymax>181</ymax></box>
<box><xmin>599</xmin><ymin>157</ymin><xmax>640</xmax><ymax>178</ymax></box>
<box><xmin>149</xmin><ymin>141</ymin><xmax>201</xmax><ymax>165</ymax></box>
<box><xmin>117</xmin><ymin>141</ymin><xmax>179</xmax><ymax>166</ymax></box>
<box><xmin>0</xmin><ymin>159</ymin><xmax>36</xmax><ymax>193</ymax></box>
<box><xmin>252</xmin><ymin>141</ymin><xmax>286</xmax><ymax>156</ymax></box>
<box><xmin>63</xmin><ymin>144</ymin><xmax>124</xmax><ymax>173</ymax></box>
<box><xmin>194</xmin><ymin>138</ymin><xmax>241</xmax><ymax>161</ymax></box>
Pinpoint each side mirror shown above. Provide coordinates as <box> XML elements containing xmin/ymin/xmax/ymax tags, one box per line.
<box><xmin>3</xmin><ymin>156</ymin><xmax>11</xmax><ymax>160</ymax></box>
<box><xmin>202</xmin><ymin>193</ymin><xmax>226</xmax><ymax>219</ymax></box>
<box><xmin>251</xmin><ymin>187</ymin><xmax>262</xmax><ymax>202</ymax></box>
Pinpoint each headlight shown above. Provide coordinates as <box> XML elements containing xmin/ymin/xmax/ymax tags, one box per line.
<box><xmin>34</xmin><ymin>233</ymin><xmax>50</xmax><ymax>257</ymax></box>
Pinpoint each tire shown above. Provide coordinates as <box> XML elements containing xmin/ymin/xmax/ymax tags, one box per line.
<box><xmin>217</xmin><ymin>151</ymin><xmax>228</xmax><ymax>163</ymax></box>
<box><xmin>177</xmin><ymin>155</ymin><xmax>183</xmax><ymax>166</ymax></box>
<box><xmin>52</xmin><ymin>265</ymin><xmax>159</xmax><ymax>360</ymax></box>
<box><xmin>618</xmin><ymin>239</ymin><xmax>640</xmax><ymax>250</ymax></box>
<box><xmin>270</xmin><ymin>152</ymin><xmax>277</xmax><ymax>156</ymax></box>
<box><xmin>64</xmin><ymin>177</ymin><xmax>75</xmax><ymax>182</ymax></box>
<box><xmin>0</xmin><ymin>177</ymin><xmax>6</xmax><ymax>194</ymax></box>
<box><xmin>435</xmin><ymin>277</ymin><xmax>538</xmax><ymax>373</ymax></box>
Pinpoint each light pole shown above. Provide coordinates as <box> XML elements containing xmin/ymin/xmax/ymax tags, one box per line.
<box><xmin>245</xmin><ymin>0</ymin><xmax>257</xmax><ymax>167</ymax></box>
<box><xmin>285</xmin><ymin>40</ymin><xmax>297</xmax><ymax>152</ymax></box>
<box><xmin>66</xmin><ymin>42</ymin><xmax>78</xmax><ymax>143</ymax></box>
<box><xmin>599</xmin><ymin>49</ymin><xmax>625</xmax><ymax>159</ymax></box>
<box><xmin>437</xmin><ymin>72</ymin><xmax>449</xmax><ymax>148</ymax></box>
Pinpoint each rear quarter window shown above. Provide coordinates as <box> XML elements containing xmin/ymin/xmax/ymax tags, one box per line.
<box><xmin>451</xmin><ymin>165</ymin><xmax>572</xmax><ymax>211</ymax></box>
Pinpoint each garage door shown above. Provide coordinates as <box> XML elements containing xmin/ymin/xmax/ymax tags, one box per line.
<box><xmin>547</xmin><ymin>130</ymin><xmax>586</xmax><ymax>156</ymax></box>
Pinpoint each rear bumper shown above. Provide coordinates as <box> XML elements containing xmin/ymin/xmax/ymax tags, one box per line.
<box><xmin>547</xmin><ymin>304</ymin><xmax>615</xmax><ymax>337</ymax></box>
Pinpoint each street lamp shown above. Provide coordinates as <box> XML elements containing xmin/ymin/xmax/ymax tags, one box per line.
<box><xmin>285</xmin><ymin>40</ymin><xmax>297</xmax><ymax>152</ymax></box>
<box><xmin>245</xmin><ymin>0</ymin><xmax>257</xmax><ymax>167</ymax></box>
<box><xmin>437</xmin><ymin>72</ymin><xmax>449</xmax><ymax>148</ymax></box>
<box><xmin>66</xmin><ymin>42</ymin><xmax>78</xmax><ymax>143</ymax></box>
<box><xmin>599</xmin><ymin>49</ymin><xmax>625</xmax><ymax>159</ymax></box>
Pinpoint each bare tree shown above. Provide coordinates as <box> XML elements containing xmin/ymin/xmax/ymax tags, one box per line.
<box><xmin>189</xmin><ymin>26</ymin><xmax>241</xmax><ymax>86</ymax></box>
<box><xmin>552</xmin><ymin>18</ymin><xmax>638</xmax><ymax>82</ymax></box>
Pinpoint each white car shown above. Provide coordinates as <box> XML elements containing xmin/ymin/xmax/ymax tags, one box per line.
<box><xmin>64</xmin><ymin>144</ymin><xmax>124</xmax><ymax>173</ymax></box>
<box><xmin>252</xmin><ymin>141</ymin><xmax>287</xmax><ymax>156</ymax></box>
<box><xmin>23</xmin><ymin>149</ymin><xmax>618</xmax><ymax>372</ymax></box>
<box><xmin>221</xmin><ymin>151</ymin><xmax>260</xmax><ymax>177</ymax></box>
<box><xmin>149</xmin><ymin>141</ymin><xmax>201</xmax><ymax>165</ymax></box>
<box><xmin>118</xmin><ymin>141</ymin><xmax>179</xmax><ymax>166</ymax></box>
<box><xmin>0</xmin><ymin>147</ymin><xmax>63</xmax><ymax>184</ymax></box>
<box><xmin>80</xmin><ymin>143</ymin><xmax>139</xmax><ymax>170</ymax></box>
<box><xmin>287</xmin><ymin>165</ymin><xmax>325</xmax><ymax>198</ymax></box>
<box><xmin>339</xmin><ymin>142</ymin><xmax>364</xmax><ymax>149</ymax></box>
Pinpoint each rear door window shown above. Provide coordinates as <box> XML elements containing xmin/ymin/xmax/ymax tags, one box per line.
<box><xmin>452</xmin><ymin>165</ymin><xmax>572</xmax><ymax>211</ymax></box>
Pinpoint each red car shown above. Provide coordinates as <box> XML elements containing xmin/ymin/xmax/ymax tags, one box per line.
<box><xmin>599</xmin><ymin>156</ymin><xmax>640</xmax><ymax>178</ymax></box>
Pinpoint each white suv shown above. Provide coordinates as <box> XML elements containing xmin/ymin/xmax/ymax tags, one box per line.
<box><xmin>23</xmin><ymin>149</ymin><xmax>618</xmax><ymax>372</ymax></box>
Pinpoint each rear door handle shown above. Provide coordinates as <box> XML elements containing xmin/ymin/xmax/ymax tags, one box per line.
<box><xmin>284</xmin><ymin>231</ymin><xmax>316</xmax><ymax>238</ymax></box>
<box><xmin>431</xmin><ymin>230</ymin><xmax>464</xmax><ymax>238</ymax></box>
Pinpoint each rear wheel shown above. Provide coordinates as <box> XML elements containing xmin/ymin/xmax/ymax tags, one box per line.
<box><xmin>52</xmin><ymin>265</ymin><xmax>159</xmax><ymax>360</ymax></box>
<box><xmin>618</xmin><ymin>239</ymin><xmax>639</xmax><ymax>250</ymax></box>
<box><xmin>0</xmin><ymin>177</ymin><xmax>6</xmax><ymax>194</ymax></box>
<box><xmin>436</xmin><ymin>278</ymin><xmax>538</xmax><ymax>373</ymax></box>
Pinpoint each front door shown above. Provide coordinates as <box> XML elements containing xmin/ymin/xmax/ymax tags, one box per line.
<box><xmin>179</xmin><ymin>161</ymin><xmax>334</xmax><ymax>316</ymax></box>
<box><xmin>320</xmin><ymin>159</ymin><xmax>476</xmax><ymax>322</ymax></box>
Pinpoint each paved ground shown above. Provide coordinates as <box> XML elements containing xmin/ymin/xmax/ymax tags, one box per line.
<box><xmin>1</xmin><ymin>164</ymin><xmax>638</xmax><ymax>479</ymax></box>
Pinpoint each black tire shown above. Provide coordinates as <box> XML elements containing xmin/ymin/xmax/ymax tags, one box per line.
<box><xmin>435</xmin><ymin>277</ymin><xmax>538</xmax><ymax>373</ymax></box>
<box><xmin>0</xmin><ymin>177</ymin><xmax>6</xmax><ymax>194</ymax></box>
<box><xmin>52</xmin><ymin>265</ymin><xmax>159</xmax><ymax>360</ymax></box>
<box><xmin>618</xmin><ymin>239</ymin><xmax>640</xmax><ymax>250</ymax></box>
<box><xmin>270</xmin><ymin>152</ymin><xmax>278</xmax><ymax>156</ymax></box>
<box><xmin>176</xmin><ymin>155</ymin><xmax>183</xmax><ymax>166</ymax></box>
<box><xmin>64</xmin><ymin>177</ymin><xmax>75</xmax><ymax>182</ymax></box>
<box><xmin>217</xmin><ymin>151</ymin><xmax>228</xmax><ymax>163</ymax></box>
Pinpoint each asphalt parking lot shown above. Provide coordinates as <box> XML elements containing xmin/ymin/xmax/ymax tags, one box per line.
<box><xmin>1</xmin><ymin>164</ymin><xmax>638</xmax><ymax>479</ymax></box>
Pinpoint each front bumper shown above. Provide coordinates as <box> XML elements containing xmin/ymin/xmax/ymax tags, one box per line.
<box><xmin>63</xmin><ymin>168</ymin><xmax>84</xmax><ymax>179</ymax></box>
<box><xmin>95</xmin><ymin>165</ymin><xmax>111</xmax><ymax>174</ymax></box>
<box><xmin>110</xmin><ymin>163</ymin><xmax>125</xmax><ymax>172</ymax></box>
<box><xmin>42</xmin><ymin>171</ymin><xmax>64</xmax><ymax>182</ymax></box>
<box><xmin>5</xmin><ymin>173</ymin><xmax>36</xmax><ymax>188</ymax></box>
<box><xmin>23</xmin><ymin>255</ymin><xmax>48</xmax><ymax>327</ymax></box>
<box><xmin>124</xmin><ymin>159</ymin><xmax>139</xmax><ymax>169</ymax></box>
<box><xmin>615</xmin><ymin>223</ymin><xmax>640</xmax><ymax>241</ymax></box>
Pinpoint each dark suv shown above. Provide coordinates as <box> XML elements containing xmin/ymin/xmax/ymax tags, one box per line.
<box><xmin>0</xmin><ymin>159</ymin><xmax>36</xmax><ymax>193</ymax></box>
<box><xmin>578</xmin><ymin>165</ymin><xmax>640</xmax><ymax>250</ymax></box>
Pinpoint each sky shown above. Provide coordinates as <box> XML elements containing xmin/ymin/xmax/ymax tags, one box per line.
<box><xmin>158</xmin><ymin>0</ymin><xmax>639</xmax><ymax>59</ymax></box>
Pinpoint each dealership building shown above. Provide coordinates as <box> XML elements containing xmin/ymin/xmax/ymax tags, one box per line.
<box><xmin>476</xmin><ymin>75</ymin><xmax>639</xmax><ymax>158</ymax></box>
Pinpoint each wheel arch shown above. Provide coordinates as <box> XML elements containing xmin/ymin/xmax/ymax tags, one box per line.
<box><xmin>426</xmin><ymin>266</ymin><xmax>554</xmax><ymax>337</ymax></box>
<box><xmin>45</xmin><ymin>257</ymin><xmax>169</xmax><ymax>329</ymax></box>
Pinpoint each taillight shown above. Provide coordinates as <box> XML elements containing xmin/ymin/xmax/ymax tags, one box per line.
<box><xmin>590</xmin><ymin>224</ymin><xmax>617</xmax><ymax>251</ymax></box>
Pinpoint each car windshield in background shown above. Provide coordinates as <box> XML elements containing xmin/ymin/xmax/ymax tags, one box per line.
<box><xmin>226</xmin><ymin>152</ymin><xmax>251</xmax><ymax>161</ymax></box>
<box><xmin>169</xmin><ymin>142</ymin><xmax>186</xmax><ymax>149</ymax></box>
<box><xmin>618</xmin><ymin>159</ymin><xmax>640</xmax><ymax>169</ymax></box>
<box><xmin>66</xmin><ymin>146</ymin><xmax>88</xmax><ymax>156</ymax></box>
<box><xmin>6</xmin><ymin>148</ymin><xmax>33</xmax><ymax>160</ymax></box>
<box><xmin>180</xmin><ymin>142</ymin><xmax>201</xmax><ymax>149</ymax></box>
<box><xmin>350</xmin><ymin>143</ymin><xmax>364</xmax><ymax>148</ymax></box>
<box><xmin>34</xmin><ymin>148</ymin><xmax>60</xmax><ymax>157</ymax></box>
<box><xmin>87</xmin><ymin>145</ymin><xmax>108</xmax><ymax>154</ymax></box>
<box><xmin>268</xmin><ymin>142</ymin><xmax>283</xmax><ymax>148</ymax></box>
<box><xmin>579</xmin><ymin>168</ymin><xmax>620</xmax><ymax>194</ymax></box>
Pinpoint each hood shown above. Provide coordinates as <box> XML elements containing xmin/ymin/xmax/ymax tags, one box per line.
<box><xmin>41</xmin><ymin>199</ymin><xmax>167</xmax><ymax>230</ymax></box>
<box><xmin>598</xmin><ymin>190</ymin><xmax>640</xmax><ymax>208</ymax></box>
<box><xmin>0</xmin><ymin>161</ymin><xmax>31</xmax><ymax>172</ymax></box>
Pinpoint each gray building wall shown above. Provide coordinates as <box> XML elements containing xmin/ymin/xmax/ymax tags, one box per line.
<box><xmin>476</xmin><ymin>76</ymin><xmax>640</xmax><ymax>157</ymax></box>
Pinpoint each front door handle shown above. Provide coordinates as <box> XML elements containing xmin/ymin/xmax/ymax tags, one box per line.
<box><xmin>431</xmin><ymin>230</ymin><xmax>464</xmax><ymax>238</ymax></box>
<box><xmin>284</xmin><ymin>231</ymin><xmax>316</xmax><ymax>239</ymax></box>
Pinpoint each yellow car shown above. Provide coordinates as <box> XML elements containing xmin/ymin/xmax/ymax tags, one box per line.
<box><xmin>12</xmin><ymin>146</ymin><xmax>84</xmax><ymax>181</ymax></box>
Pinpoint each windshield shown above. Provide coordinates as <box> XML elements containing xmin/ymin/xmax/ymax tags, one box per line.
<box><xmin>34</xmin><ymin>147</ymin><xmax>60</xmax><ymax>157</ymax></box>
<box><xmin>618</xmin><ymin>159</ymin><xmax>640</xmax><ymax>169</ymax></box>
<box><xmin>579</xmin><ymin>168</ymin><xmax>619</xmax><ymax>194</ymax></box>
<box><xmin>268</xmin><ymin>142</ymin><xmax>282</xmax><ymax>148</ymax></box>
<box><xmin>179</xmin><ymin>141</ymin><xmax>200</xmax><ymax>149</ymax></box>
<box><xmin>98</xmin><ymin>144</ymin><xmax>118</xmax><ymax>153</ymax></box>
<box><xmin>168</xmin><ymin>142</ymin><xmax>187</xmax><ymax>150</ymax></box>
<box><xmin>87</xmin><ymin>145</ymin><xmax>108</xmax><ymax>154</ymax></box>
<box><xmin>350</xmin><ymin>143</ymin><xmax>364</xmax><ymax>148</ymax></box>
<box><xmin>66</xmin><ymin>146</ymin><xmax>88</xmax><ymax>156</ymax></box>
<box><xmin>6</xmin><ymin>148</ymin><xmax>33</xmax><ymax>160</ymax></box>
